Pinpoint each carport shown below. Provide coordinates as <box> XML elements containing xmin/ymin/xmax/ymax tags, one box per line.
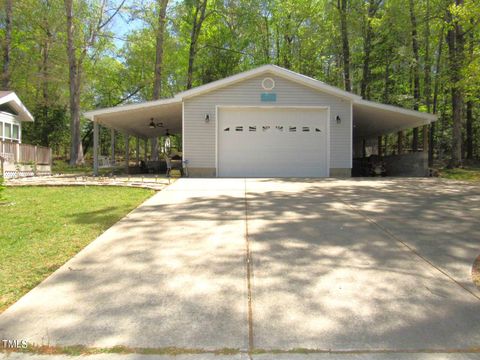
<box><xmin>84</xmin><ymin>65</ymin><xmax>437</xmax><ymax>177</ymax></box>
<box><xmin>84</xmin><ymin>98</ymin><xmax>183</xmax><ymax>175</ymax></box>
<box><xmin>352</xmin><ymin>99</ymin><xmax>437</xmax><ymax>176</ymax></box>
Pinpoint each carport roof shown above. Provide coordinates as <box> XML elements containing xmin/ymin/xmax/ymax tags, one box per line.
<box><xmin>353</xmin><ymin>99</ymin><xmax>438</xmax><ymax>139</ymax></box>
<box><xmin>84</xmin><ymin>65</ymin><xmax>437</xmax><ymax>139</ymax></box>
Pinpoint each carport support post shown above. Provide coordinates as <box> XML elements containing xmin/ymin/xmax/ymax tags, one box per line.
<box><xmin>362</xmin><ymin>138</ymin><xmax>367</xmax><ymax>158</ymax></box>
<box><xmin>93</xmin><ymin>120</ymin><xmax>99</xmax><ymax>176</ymax></box>
<box><xmin>144</xmin><ymin>138</ymin><xmax>148</xmax><ymax>162</ymax></box>
<box><xmin>397</xmin><ymin>131</ymin><xmax>404</xmax><ymax>155</ymax></box>
<box><xmin>377</xmin><ymin>136</ymin><xmax>382</xmax><ymax>157</ymax></box>
<box><xmin>422</xmin><ymin>125</ymin><xmax>428</xmax><ymax>153</ymax></box>
<box><xmin>110</xmin><ymin>129</ymin><xmax>115</xmax><ymax>165</ymax></box>
<box><xmin>125</xmin><ymin>134</ymin><xmax>130</xmax><ymax>173</ymax></box>
<box><xmin>136</xmin><ymin>136</ymin><xmax>140</xmax><ymax>166</ymax></box>
<box><xmin>151</xmin><ymin>138</ymin><xmax>159</xmax><ymax>161</ymax></box>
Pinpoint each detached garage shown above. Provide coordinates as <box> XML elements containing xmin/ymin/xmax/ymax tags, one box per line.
<box><xmin>85</xmin><ymin>65</ymin><xmax>437</xmax><ymax>178</ymax></box>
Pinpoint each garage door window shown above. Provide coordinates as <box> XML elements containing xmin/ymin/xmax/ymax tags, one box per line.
<box><xmin>289</xmin><ymin>126</ymin><xmax>296</xmax><ymax>132</ymax></box>
<box><xmin>249</xmin><ymin>126</ymin><xmax>256</xmax><ymax>132</ymax></box>
<box><xmin>235</xmin><ymin>126</ymin><xmax>243</xmax><ymax>131</ymax></box>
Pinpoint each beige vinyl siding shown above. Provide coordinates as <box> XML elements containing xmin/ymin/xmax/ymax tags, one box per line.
<box><xmin>183</xmin><ymin>73</ymin><xmax>352</xmax><ymax>169</ymax></box>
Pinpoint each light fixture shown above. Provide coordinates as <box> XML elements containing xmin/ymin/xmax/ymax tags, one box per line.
<box><xmin>148</xmin><ymin>118</ymin><xmax>164</xmax><ymax>128</ymax></box>
<box><xmin>336</xmin><ymin>115</ymin><xmax>341</xmax><ymax>124</ymax></box>
<box><xmin>205</xmin><ymin>114</ymin><xmax>210</xmax><ymax>123</ymax></box>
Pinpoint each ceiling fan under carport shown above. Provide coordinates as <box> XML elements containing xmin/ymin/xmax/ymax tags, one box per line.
<box><xmin>148</xmin><ymin>117</ymin><xmax>163</xmax><ymax>128</ymax></box>
<box><xmin>148</xmin><ymin>117</ymin><xmax>171</xmax><ymax>136</ymax></box>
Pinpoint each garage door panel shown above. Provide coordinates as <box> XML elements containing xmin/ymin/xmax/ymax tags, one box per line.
<box><xmin>218</xmin><ymin>108</ymin><xmax>328</xmax><ymax>177</ymax></box>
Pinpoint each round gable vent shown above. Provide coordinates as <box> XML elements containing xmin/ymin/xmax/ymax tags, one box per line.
<box><xmin>262</xmin><ymin>77</ymin><xmax>275</xmax><ymax>91</ymax></box>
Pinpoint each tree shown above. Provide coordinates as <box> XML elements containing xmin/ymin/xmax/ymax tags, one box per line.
<box><xmin>337</xmin><ymin>0</ymin><xmax>351</xmax><ymax>92</ymax></box>
<box><xmin>186</xmin><ymin>0</ymin><xmax>208</xmax><ymax>89</ymax></box>
<box><xmin>153</xmin><ymin>0</ymin><xmax>169</xmax><ymax>99</ymax></box>
<box><xmin>446</xmin><ymin>0</ymin><xmax>465</xmax><ymax>167</ymax></box>
<box><xmin>1</xmin><ymin>0</ymin><xmax>12</xmax><ymax>89</ymax></box>
<box><xmin>409</xmin><ymin>0</ymin><xmax>420</xmax><ymax>151</ymax></box>
<box><xmin>64</xmin><ymin>0</ymin><xmax>125</xmax><ymax>165</ymax></box>
<box><xmin>360</xmin><ymin>0</ymin><xmax>382</xmax><ymax>99</ymax></box>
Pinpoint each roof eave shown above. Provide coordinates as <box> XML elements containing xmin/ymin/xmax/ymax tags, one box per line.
<box><xmin>0</xmin><ymin>92</ymin><xmax>34</xmax><ymax>122</ymax></box>
<box><xmin>83</xmin><ymin>97</ymin><xmax>182</xmax><ymax>120</ymax></box>
<box><xmin>354</xmin><ymin>99</ymin><xmax>438</xmax><ymax>123</ymax></box>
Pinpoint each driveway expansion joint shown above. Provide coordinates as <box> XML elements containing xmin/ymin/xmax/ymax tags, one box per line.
<box><xmin>340</xmin><ymin>199</ymin><xmax>480</xmax><ymax>302</ymax></box>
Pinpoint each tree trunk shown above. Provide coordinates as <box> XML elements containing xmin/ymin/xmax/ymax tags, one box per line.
<box><xmin>409</xmin><ymin>0</ymin><xmax>420</xmax><ymax>151</ymax></box>
<box><xmin>186</xmin><ymin>0</ymin><xmax>207</xmax><ymax>90</ymax></box>
<box><xmin>338</xmin><ymin>0</ymin><xmax>351</xmax><ymax>92</ymax></box>
<box><xmin>153</xmin><ymin>0</ymin><xmax>169</xmax><ymax>100</ymax></box>
<box><xmin>360</xmin><ymin>0</ymin><xmax>379</xmax><ymax>99</ymax></box>
<box><xmin>429</xmin><ymin>27</ymin><xmax>444</xmax><ymax>166</ymax></box>
<box><xmin>446</xmin><ymin>0</ymin><xmax>465</xmax><ymax>168</ymax></box>
<box><xmin>424</xmin><ymin>0</ymin><xmax>432</xmax><ymax>113</ymax></box>
<box><xmin>1</xmin><ymin>0</ymin><xmax>12</xmax><ymax>89</ymax></box>
<box><xmin>65</xmin><ymin>0</ymin><xmax>84</xmax><ymax>165</ymax></box>
<box><xmin>465</xmin><ymin>19</ymin><xmax>474</xmax><ymax>160</ymax></box>
<box><xmin>466</xmin><ymin>101</ymin><xmax>473</xmax><ymax>159</ymax></box>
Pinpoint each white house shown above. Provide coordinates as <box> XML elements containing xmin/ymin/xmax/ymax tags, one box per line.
<box><xmin>0</xmin><ymin>91</ymin><xmax>34</xmax><ymax>143</ymax></box>
<box><xmin>84</xmin><ymin>65</ymin><xmax>437</xmax><ymax>177</ymax></box>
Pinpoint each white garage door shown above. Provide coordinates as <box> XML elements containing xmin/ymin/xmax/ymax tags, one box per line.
<box><xmin>218</xmin><ymin>107</ymin><xmax>329</xmax><ymax>177</ymax></box>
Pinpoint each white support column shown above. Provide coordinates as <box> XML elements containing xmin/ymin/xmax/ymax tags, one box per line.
<box><xmin>125</xmin><ymin>134</ymin><xmax>130</xmax><ymax>173</ymax></box>
<box><xmin>144</xmin><ymin>138</ymin><xmax>148</xmax><ymax>162</ymax></box>
<box><xmin>151</xmin><ymin>137</ymin><xmax>159</xmax><ymax>161</ymax></box>
<box><xmin>136</xmin><ymin>136</ymin><xmax>140</xmax><ymax>166</ymax></box>
<box><xmin>93</xmin><ymin>120</ymin><xmax>99</xmax><ymax>176</ymax></box>
<box><xmin>110</xmin><ymin>128</ymin><xmax>115</xmax><ymax>165</ymax></box>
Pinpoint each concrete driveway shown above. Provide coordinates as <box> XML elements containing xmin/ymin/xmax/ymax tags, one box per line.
<box><xmin>0</xmin><ymin>178</ymin><xmax>479</xmax><ymax>359</ymax></box>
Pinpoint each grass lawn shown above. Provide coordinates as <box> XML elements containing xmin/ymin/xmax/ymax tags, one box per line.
<box><xmin>438</xmin><ymin>166</ymin><xmax>480</xmax><ymax>182</ymax></box>
<box><xmin>0</xmin><ymin>186</ymin><xmax>155</xmax><ymax>313</ymax></box>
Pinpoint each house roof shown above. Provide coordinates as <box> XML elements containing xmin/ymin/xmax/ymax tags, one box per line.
<box><xmin>175</xmin><ymin>64</ymin><xmax>363</xmax><ymax>101</ymax></box>
<box><xmin>0</xmin><ymin>91</ymin><xmax>34</xmax><ymax>122</ymax></box>
<box><xmin>84</xmin><ymin>65</ymin><xmax>437</xmax><ymax>139</ymax></box>
<box><xmin>83</xmin><ymin>65</ymin><xmax>361</xmax><ymax>123</ymax></box>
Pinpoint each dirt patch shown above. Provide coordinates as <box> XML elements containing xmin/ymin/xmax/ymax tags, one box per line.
<box><xmin>473</xmin><ymin>255</ymin><xmax>480</xmax><ymax>290</ymax></box>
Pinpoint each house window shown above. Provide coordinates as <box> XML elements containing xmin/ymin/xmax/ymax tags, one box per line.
<box><xmin>12</xmin><ymin>124</ymin><xmax>19</xmax><ymax>140</ymax></box>
<box><xmin>4</xmin><ymin>123</ymin><xmax>11</xmax><ymax>138</ymax></box>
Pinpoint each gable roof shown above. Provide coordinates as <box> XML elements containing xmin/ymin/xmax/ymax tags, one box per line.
<box><xmin>84</xmin><ymin>64</ymin><xmax>437</xmax><ymax>138</ymax></box>
<box><xmin>84</xmin><ymin>65</ymin><xmax>361</xmax><ymax>120</ymax></box>
<box><xmin>0</xmin><ymin>91</ymin><xmax>34</xmax><ymax>122</ymax></box>
<box><xmin>176</xmin><ymin>64</ymin><xmax>362</xmax><ymax>101</ymax></box>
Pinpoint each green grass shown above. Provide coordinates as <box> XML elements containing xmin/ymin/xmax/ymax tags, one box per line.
<box><xmin>0</xmin><ymin>186</ymin><xmax>155</xmax><ymax>312</ymax></box>
<box><xmin>438</xmin><ymin>167</ymin><xmax>480</xmax><ymax>182</ymax></box>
